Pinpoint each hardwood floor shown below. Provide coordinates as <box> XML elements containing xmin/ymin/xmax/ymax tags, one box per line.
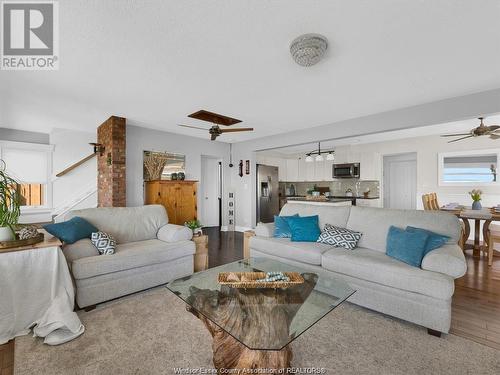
<box><xmin>1</xmin><ymin>231</ymin><xmax>497</xmax><ymax>372</ymax></box>
<box><xmin>203</xmin><ymin>227</ymin><xmax>244</xmax><ymax>267</ymax></box>
<box><xmin>451</xmin><ymin>249</ymin><xmax>500</xmax><ymax>350</ymax></box>
<box><xmin>0</xmin><ymin>340</ymin><xmax>13</xmax><ymax>375</ymax></box>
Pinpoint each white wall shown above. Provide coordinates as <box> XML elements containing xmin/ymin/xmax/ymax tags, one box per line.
<box><xmin>51</xmin><ymin>128</ymin><xmax>98</xmax><ymax>214</ymax></box>
<box><xmin>231</xmin><ymin>89</ymin><xmax>500</xmax><ymax>229</ymax></box>
<box><xmin>126</xmin><ymin>125</ymin><xmax>231</xmax><ymax>226</ymax></box>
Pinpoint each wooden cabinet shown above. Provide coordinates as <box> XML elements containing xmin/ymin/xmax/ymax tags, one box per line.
<box><xmin>145</xmin><ymin>180</ymin><xmax>198</xmax><ymax>225</ymax></box>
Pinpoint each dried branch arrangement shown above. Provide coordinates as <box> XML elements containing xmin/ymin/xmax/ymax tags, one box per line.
<box><xmin>144</xmin><ymin>152</ymin><xmax>169</xmax><ymax>181</ymax></box>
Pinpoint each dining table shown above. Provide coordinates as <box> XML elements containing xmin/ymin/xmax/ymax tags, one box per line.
<box><xmin>441</xmin><ymin>206</ymin><xmax>500</xmax><ymax>257</ymax></box>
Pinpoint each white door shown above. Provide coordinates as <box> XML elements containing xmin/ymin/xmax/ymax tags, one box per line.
<box><xmin>201</xmin><ymin>156</ymin><xmax>221</xmax><ymax>227</ymax></box>
<box><xmin>383</xmin><ymin>153</ymin><xmax>417</xmax><ymax>209</ymax></box>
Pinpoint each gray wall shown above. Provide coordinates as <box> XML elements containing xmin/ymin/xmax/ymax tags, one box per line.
<box><xmin>126</xmin><ymin>125</ymin><xmax>231</xmax><ymax>226</ymax></box>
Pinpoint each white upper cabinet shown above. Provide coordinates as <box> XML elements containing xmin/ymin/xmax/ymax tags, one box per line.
<box><xmin>306</xmin><ymin>161</ymin><xmax>315</xmax><ymax>181</ymax></box>
<box><xmin>297</xmin><ymin>158</ymin><xmax>308</xmax><ymax>181</ymax></box>
<box><xmin>323</xmin><ymin>159</ymin><xmax>334</xmax><ymax>181</ymax></box>
<box><xmin>285</xmin><ymin>158</ymin><xmax>299</xmax><ymax>182</ymax></box>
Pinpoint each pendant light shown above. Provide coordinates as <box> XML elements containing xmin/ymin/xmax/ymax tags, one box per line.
<box><xmin>326</xmin><ymin>152</ymin><xmax>335</xmax><ymax>161</ymax></box>
<box><xmin>305</xmin><ymin>154</ymin><xmax>313</xmax><ymax>163</ymax></box>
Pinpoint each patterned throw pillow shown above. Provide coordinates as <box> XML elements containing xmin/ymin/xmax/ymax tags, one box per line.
<box><xmin>91</xmin><ymin>232</ymin><xmax>116</xmax><ymax>255</ymax></box>
<box><xmin>317</xmin><ymin>224</ymin><xmax>362</xmax><ymax>250</ymax></box>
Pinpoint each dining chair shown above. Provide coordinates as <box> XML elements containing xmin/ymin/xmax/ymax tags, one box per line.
<box><xmin>422</xmin><ymin>194</ymin><xmax>432</xmax><ymax>210</ymax></box>
<box><xmin>422</xmin><ymin>193</ymin><xmax>440</xmax><ymax>210</ymax></box>
<box><xmin>487</xmin><ymin>224</ymin><xmax>500</xmax><ymax>266</ymax></box>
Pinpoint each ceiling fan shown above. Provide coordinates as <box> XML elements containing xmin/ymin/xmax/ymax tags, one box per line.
<box><xmin>178</xmin><ymin>110</ymin><xmax>254</xmax><ymax>141</ymax></box>
<box><xmin>441</xmin><ymin>117</ymin><xmax>500</xmax><ymax>143</ymax></box>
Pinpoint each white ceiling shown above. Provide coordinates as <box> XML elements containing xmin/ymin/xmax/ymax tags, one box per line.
<box><xmin>1</xmin><ymin>0</ymin><xmax>500</xmax><ymax>143</ymax></box>
<box><xmin>262</xmin><ymin>114</ymin><xmax>500</xmax><ymax>155</ymax></box>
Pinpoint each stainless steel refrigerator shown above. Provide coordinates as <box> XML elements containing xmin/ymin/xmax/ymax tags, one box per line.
<box><xmin>257</xmin><ymin>164</ymin><xmax>279</xmax><ymax>223</ymax></box>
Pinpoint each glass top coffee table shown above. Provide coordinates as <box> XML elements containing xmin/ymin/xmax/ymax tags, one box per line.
<box><xmin>167</xmin><ymin>257</ymin><xmax>355</xmax><ymax>371</ymax></box>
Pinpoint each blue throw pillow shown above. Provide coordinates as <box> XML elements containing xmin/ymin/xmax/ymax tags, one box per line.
<box><xmin>286</xmin><ymin>215</ymin><xmax>321</xmax><ymax>242</ymax></box>
<box><xmin>386</xmin><ymin>226</ymin><xmax>429</xmax><ymax>267</ymax></box>
<box><xmin>44</xmin><ymin>217</ymin><xmax>98</xmax><ymax>244</ymax></box>
<box><xmin>406</xmin><ymin>226</ymin><xmax>450</xmax><ymax>255</ymax></box>
<box><xmin>273</xmin><ymin>214</ymin><xmax>299</xmax><ymax>238</ymax></box>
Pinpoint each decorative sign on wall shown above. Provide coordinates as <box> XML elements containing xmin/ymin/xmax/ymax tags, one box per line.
<box><xmin>227</xmin><ymin>191</ymin><xmax>235</xmax><ymax>231</ymax></box>
<box><xmin>238</xmin><ymin>160</ymin><xmax>243</xmax><ymax>177</ymax></box>
<box><xmin>245</xmin><ymin>160</ymin><xmax>250</xmax><ymax>175</ymax></box>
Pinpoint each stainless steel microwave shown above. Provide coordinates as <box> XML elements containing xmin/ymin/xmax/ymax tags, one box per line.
<box><xmin>332</xmin><ymin>163</ymin><xmax>360</xmax><ymax>179</ymax></box>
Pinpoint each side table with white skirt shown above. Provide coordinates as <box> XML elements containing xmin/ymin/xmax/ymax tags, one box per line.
<box><xmin>0</xmin><ymin>233</ymin><xmax>84</xmax><ymax>345</ymax></box>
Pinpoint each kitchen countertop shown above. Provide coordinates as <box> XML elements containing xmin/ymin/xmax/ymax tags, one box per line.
<box><xmin>285</xmin><ymin>197</ymin><xmax>354</xmax><ymax>203</ymax></box>
<box><xmin>331</xmin><ymin>195</ymin><xmax>380</xmax><ymax>200</ymax></box>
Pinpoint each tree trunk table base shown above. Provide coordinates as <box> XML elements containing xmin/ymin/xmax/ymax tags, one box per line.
<box><xmin>192</xmin><ymin>310</ymin><xmax>292</xmax><ymax>371</ymax></box>
<box><xmin>185</xmin><ymin>273</ymin><xmax>318</xmax><ymax>372</ymax></box>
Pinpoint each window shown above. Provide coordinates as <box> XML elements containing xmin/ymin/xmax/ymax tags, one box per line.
<box><xmin>0</xmin><ymin>141</ymin><xmax>53</xmax><ymax>209</ymax></box>
<box><xmin>439</xmin><ymin>150</ymin><xmax>499</xmax><ymax>186</ymax></box>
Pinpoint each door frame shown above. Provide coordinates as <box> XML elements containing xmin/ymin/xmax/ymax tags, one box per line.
<box><xmin>382</xmin><ymin>152</ymin><xmax>418</xmax><ymax>209</ymax></box>
<box><xmin>200</xmin><ymin>155</ymin><xmax>223</xmax><ymax>227</ymax></box>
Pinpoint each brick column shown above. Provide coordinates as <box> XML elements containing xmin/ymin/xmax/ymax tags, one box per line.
<box><xmin>97</xmin><ymin>116</ymin><xmax>126</xmax><ymax>207</ymax></box>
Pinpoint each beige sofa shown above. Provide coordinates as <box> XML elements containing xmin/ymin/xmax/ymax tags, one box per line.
<box><xmin>62</xmin><ymin>205</ymin><xmax>195</xmax><ymax>308</ymax></box>
<box><xmin>250</xmin><ymin>203</ymin><xmax>467</xmax><ymax>335</ymax></box>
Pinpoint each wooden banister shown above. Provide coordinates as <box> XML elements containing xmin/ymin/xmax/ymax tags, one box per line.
<box><xmin>56</xmin><ymin>153</ymin><xmax>97</xmax><ymax>177</ymax></box>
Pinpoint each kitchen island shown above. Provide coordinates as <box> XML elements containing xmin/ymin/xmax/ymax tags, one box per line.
<box><xmin>285</xmin><ymin>197</ymin><xmax>353</xmax><ymax>206</ymax></box>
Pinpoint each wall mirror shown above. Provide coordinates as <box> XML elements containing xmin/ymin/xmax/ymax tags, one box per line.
<box><xmin>438</xmin><ymin>149</ymin><xmax>499</xmax><ymax>186</ymax></box>
<box><xmin>143</xmin><ymin>151</ymin><xmax>185</xmax><ymax>181</ymax></box>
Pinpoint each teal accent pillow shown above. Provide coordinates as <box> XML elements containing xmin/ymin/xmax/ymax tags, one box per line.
<box><xmin>287</xmin><ymin>215</ymin><xmax>321</xmax><ymax>242</ymax></box>
<box><xmin>386</xmin><ymin>226</ymin><xmax>429</xmax><ymax>267</ymax></box>
<box><xmin>273</xmin><ymin>214</ymin><xmax>299</xmax><ymax>238</ymax></box>
<box><xmin>44</xmin><ymin>217</ymin><xmax>98</xmax><ymax>244</ymax></box>
<box><xmin>406</xmin><ymin>226</ymin><xmax>450</xmax><ymax>255</ymax></box>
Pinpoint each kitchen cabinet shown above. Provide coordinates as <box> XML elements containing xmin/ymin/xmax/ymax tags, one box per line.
<box><xmin>285</xmin><ymin>159</ymin><xmax>299</xmax><ymax>182</ymax></box>
<box><xmin>145</xmin><ymin>180</ymin><xmax>197</xmax><ymax>225</ymax></box>
<box><xmin>313</xmin><ymin>160</ymin><xmax>324</xmax><ymax>181</ymax></box>
<box><xmin>306</xmin><ymin>161</ymin><xmax>315</xmax><ymax>181</ymax></box>
<box><xmin>277</xmin><ymin>158</ymin><xmax>287</xmax><ymax>181</ymax></box>
<box><xmin>297</xmin><ymin>158</ymin><xmax>308</xmax><ymax>182</ymax></box>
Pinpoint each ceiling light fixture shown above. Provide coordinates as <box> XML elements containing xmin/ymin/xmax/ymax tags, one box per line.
<box><xmin>290</xmin><ymin>33</ymin><xmax>328</xmax><ymax>67</ymax></box>
<box><xmin>304</xmin><ymin>142</ymin><xmax>334</xmax><ymax>162</ymax></box>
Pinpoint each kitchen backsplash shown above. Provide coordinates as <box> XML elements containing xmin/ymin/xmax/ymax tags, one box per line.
<box><xmin>280</xmin><ymin>180</ymin><xmax>380</xmax><ymax>198</ymax></box>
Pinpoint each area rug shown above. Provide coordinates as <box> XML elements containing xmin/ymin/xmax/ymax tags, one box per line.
<box><xmin>15</xmin><ymin>288</ymin><xmax>500</xmax><ymax>375</ymax></box>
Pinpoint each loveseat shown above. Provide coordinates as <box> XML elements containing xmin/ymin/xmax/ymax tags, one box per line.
<box><xmin>250</xmin><ymin>203</ymin><xmax>467</xmax><ymax>335</ymax></box>
<box><xmin>62</xmin><ymin>205</ymin><xmax>195</xmax><ymax>308</ymax></box>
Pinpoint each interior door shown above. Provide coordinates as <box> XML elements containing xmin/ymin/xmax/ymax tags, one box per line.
<box><xmin>383</xmin><ymin>153</ymin><xmax>417</xmax><ymax>209</ymax></box>
<box><xmin>201</xmin><ymin>156</ymin><xmax>221</xmax><ymax>227</ymax></box>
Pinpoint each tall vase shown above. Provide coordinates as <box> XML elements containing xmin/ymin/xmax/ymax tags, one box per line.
<box><xmin>472</xmin><ymin>200</ymin><xmax>482</xmax><ymax>210</ymax></box>
<box><xmin>0</xmin><ymin>226</ymin><xmax>14</xmax><ymax>241</ymax></box>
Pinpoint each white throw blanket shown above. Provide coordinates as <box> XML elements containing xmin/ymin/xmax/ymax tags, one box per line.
<box><xmin>0</xmin><ymin>246</ymin><xmax>84</xmax><ymax>345</ymax></box>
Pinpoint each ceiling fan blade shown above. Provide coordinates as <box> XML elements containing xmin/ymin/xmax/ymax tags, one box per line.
<box><xmin>485</xmin><ymin>125</ymin><xmax>500</xmax><ymax>132</ymax></box>
<box><xmin>441</xmin><ymin>133</ymin><xmax>471</xmax><ymax>137</ymax></box>
<box><xmin>178</xmin><ymin>124</ymin><xmax>208</xmax><ymax>131</ymax></box>
<box><xmin>210</xmin><ymin>133</ymin><xmax>218</xmax><ymax>141</ymax></box>
<box><xmin>490</xmin><ymin>134</ymin><xmax>500</xmax><ymax>140</ymax></box>
<box><xmin>447</xmin><ymin>135</ymin><xmax>474</xmax><ymax>143</ymax></box>
<box><xmin>220</xmin><ymin>128</ymin><xmax>254</xmax><ymax>133</ymax></box>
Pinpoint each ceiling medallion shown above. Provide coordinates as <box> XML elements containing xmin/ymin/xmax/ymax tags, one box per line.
<box><xmin>290</xmin><ymin>34</ymin><xmax>328</xmax><ymax>67</ymax></box>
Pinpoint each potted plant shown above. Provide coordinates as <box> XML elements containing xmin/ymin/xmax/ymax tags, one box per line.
<box><xmin>469</xmin><ymin>189</ymin><xmax>482</xmax><ymax>210</ymax></box>
<box><xmin>185</xmin><ymin>219</ymin><xmax>203</xmax><ymax>236</ymax></box>
<box><xmin>0</xmin><ymin>160</ymin><xmax>21</xmax><ymax>241</ymax></box>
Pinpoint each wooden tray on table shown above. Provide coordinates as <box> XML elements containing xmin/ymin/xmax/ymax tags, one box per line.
<box><xmin>218</xmin><ymin>271</ymin><xmax>304</xmax><ymax>289</ymax></box>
